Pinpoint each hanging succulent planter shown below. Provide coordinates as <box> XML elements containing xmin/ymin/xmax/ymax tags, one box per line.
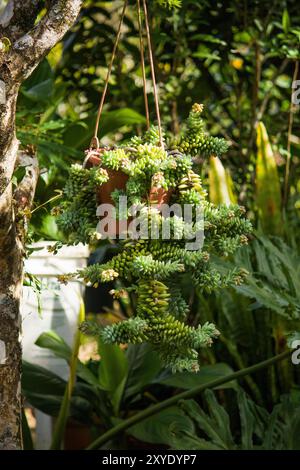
<box><xmin>84</xmin><ymin>145</ymin><xmax>171</xmax><ymax>209</ymax></box>
<box><xmin>70</xmin><ymin>0</ymin><xmax>172</xmax><ymax>234</ymax></box>
<box><xmin>84</xmin><ymin>148</ymin><xmax>129</xmax><ymax>206</ymax></box>
<box><xmin>54</xmin><ymin>0</ymin><xmax>252</xmax><ymax>372</ymax></box>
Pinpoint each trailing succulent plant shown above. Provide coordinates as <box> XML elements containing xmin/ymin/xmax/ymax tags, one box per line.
<box><xmin>174</xmin><ymin>103</ymin><xmax>229</xmax><ymax>158</ymax></box>
<box><xmin>54</xmin><ymin>104</ymin><xmax>251</xmax><ymax>372</ymax></box>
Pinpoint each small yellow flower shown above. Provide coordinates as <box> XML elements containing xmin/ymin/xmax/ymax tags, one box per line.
<box><xmin>230</xmin><ymin>58</ymin><xmax>243</xmax><ymax>70</ymax></box>
<box><xmin>57</xmin><ymin>274</ymin><xmax>74</xmax><ymax>285</ymax></box>
<box><xmin>101</xmin><ymin>269</ymin><xmax>119</xmax><ymax>282</ymax></box>
<box><xmin>191</xmin><ymin>103</ymin><xmax>204</xmax><ymax>114</ymax></box>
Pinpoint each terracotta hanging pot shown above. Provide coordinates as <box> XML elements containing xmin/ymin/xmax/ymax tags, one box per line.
<box><xmin>86</xmin><ymin>148</ymin><xmax>172</xmax><ymax>209</ymax></box>
<box><xmin>85</xmin><ymin>150</ymin><xmax>128</xmax><ymax>237</ymax></box>
<box><xmin>82</xmin><ymin>0</ymin><xmax>171</xmax><ymax>230</ymax></box>
<box><xmin>85</xmin><ymin>150</ymin><xmax>129</xmax><ymax>206</ymax></box>
<box><xmin>149</xmin><ymin>186</ymin><xmax>172</xmax><ymax>209</ymax></box>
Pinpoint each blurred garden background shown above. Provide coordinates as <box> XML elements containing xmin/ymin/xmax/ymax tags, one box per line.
<box><xmin>12</xmin><ymin>0</ymin><xmax>300</xmax><ymax>450</ymax></box>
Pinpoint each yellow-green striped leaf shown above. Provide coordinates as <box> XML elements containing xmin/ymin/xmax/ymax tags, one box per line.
<box><xmin>209</xmin><ymin>156</ymin><xmax>237</xmax><ymax>206</ymax></box>
<box><xmin>256</xmin><ymin>122</ymin><xmax>282</xmax><ymax>235</ymax></box>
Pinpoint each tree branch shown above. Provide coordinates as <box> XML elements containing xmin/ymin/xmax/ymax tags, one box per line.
<box><xmin>0</xmin><ymin>0</ymin><xmax>83</xmax><ymax>199</ymax></box>
<box><xmin>0</xmin><ymin>0</ymin><xmax>43</xmax><ymax>41</ymax></box>
<box><xmin>10</xmin><ymin>0</ymin><xmax>83</xmax><ymax>81</ymax></box>
<box><xmin>14</xmin><ymin>152</ymin><xmax>39</xmax><ymax>212</ymax></box>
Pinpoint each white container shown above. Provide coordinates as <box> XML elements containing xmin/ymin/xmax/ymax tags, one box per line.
<box><xmin>22</xmin><ymin>242</ymin><xmax>89</xmax><ymax>377</ymax></box>
<box><xmin>21</xmin><ymin>242</ymin><xmax>89</xmax><ymax>449</ymax></box>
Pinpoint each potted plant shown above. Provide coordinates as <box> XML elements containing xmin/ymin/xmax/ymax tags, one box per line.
<box><xmin>54</xmin><ymin>104</ymin><xmax>252</xmax><ymax>372</ymax></box>
<box><xmin>83</xmin><ymin>132</ymin><xmax>173</xmax><ymax>209</ymax></box>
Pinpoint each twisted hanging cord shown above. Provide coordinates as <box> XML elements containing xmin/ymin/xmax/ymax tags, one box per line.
<box><xmin>142</xmin><ymin>0</ymin><xmax>164</xmax><ymax>149</ymax></box>
<box><xmin>91</xmin><ymin>0</ymin><xmax>128</xmax><ymax>149</ymax></box>
<box><xmin>136</xmin><ymin>0</ymin><xmax>150</xmax><ymax>130</ymax></box>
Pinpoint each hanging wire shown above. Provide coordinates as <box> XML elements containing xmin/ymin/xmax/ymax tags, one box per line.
<box><xmin>91</xmin><ymin>0</ymin><xmax>128</xmax><ymax>149</ymax></box>
<box><xmin>136</xmin><ymin>0</ymin><xmax>150</xmax><ymax>129</ymax></box>
<box><xmin>142</xmin><ymin>0</ymin><xmax>164</xmax><ymax>149</ymax></box>
<box><xmin>91</xmin><ymin>0</ymin><xmax>163</xmax><ymax>150</ymax></box>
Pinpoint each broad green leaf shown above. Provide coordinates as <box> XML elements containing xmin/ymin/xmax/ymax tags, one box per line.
<box><xmin>233</xmin><ymin>31</ymin><xmax>252</xmax><ymax>43</ymax></box>
<box><xmin>191</xmin><ymin>33</ymin><xmax>226</xmax><ymax>46</ymax></box>
<box><xmin>237</xmin><ymin>389</ymin><xmax>255</xmax><ymax>449</ymax></box>
<box><xmin>128</xmin><ymin>406</ymin><xmax>195</xmax><ymax>445</ymax></box>
<box><xmin>262</xmin><ymin>404</ymin><xmax>282</xmax><ymax>449</ymax></box>
<box><xmin>254</xmin><ymin>19</ymin><xmax>263</xmax><ymax>32</ymax></box>
<box><xmin>124</xmin><ymin>344</ymin><xmax>162</xmax><ymax>400</ymax></box>
<box><xmin>204</xmin><ymin>390</ymin><xmax>235</xmax><ymax>448</ymax></box>
<box><xmin>35</xmin><ymin>331</ymin><xmax>99</xmax><ymax>387</ymax></box>
<box><xmin>23</xmin><ymin>59</ymin><xmax>53</xmax><ymax>89</ymax></box>
<box><xmin>21</xmin><ymin>79</ymin><xmax>54</xmax><ymax>102</ymax></box>
<box><xmin>170</xmin><ymin>429</ymin><xmax>221</xmax><ymax>450</ymax></box>
<box><xmin>282</xmin><ymin>9</ymin><xmax>290</xmax><ymax>34</ymax></box>
<box><xmin>38</xmin><ymin>215</ymin><xmax>63</xmax><ymax>242</ymax></box>
<box><xmin>233</xmin><ymin>235</ymin><xmax>300</xmax><ymax>320</ymax></box>
<box><xmin>180</xmin><ymin>399</ymin><xmax>233</xmax><ymax>449</ymax></box>
<box><xmin>22</xmin><ymin>409</ymin><xmax>34</xmax><ymax>450</ymax></box>
<box><xmin>193</xmin><ymin>51</ymin><xmax>221</xmax><ymax>61</ymax></box>
<box><xmin>36</xmin><ymin>331</ymin><xmax>71</xmax><ymax>361</ymax></box>
<box><xmin>154</xmin><ymin>0</ymin><xmax>182</xmax><ymax>9</ymax></box>
<box><xmin>22</xmin><ymin>361</ymin><xmax>66</xmax><ymax>416</ymax></box>
<box><xmin>63</xmin><ymin>108</ymin><xmax>146</xmax><ymax>150</ymax></box>
<box><xmin>23</xmin><ymin>392</ymin><xmax>63</xmax><ymax>416</ymax></box>
<box><xmin>275</xmin><ymin>74</ymin><xmax>290</xmax><ymax>89</ymax></box>
<box><xmin>155</xmin><ymin>363</ymin><xmax>237</xmax><ymax>390</ymax></box>
<box><xmin>237</xmin><ymin>279</ymin><xmax>291</xmax><ymax>317</ymax></box>
<box><xmin>98</xmin><ymin>341</ymin><xmax>128</xmax><ymax>391</ymax></box>
<box><xmin>289</xmin><ymin>410</ymin><xmax>300</xmax><ymax>449</ymax></box>
<box><xmin>259</xmin><ymin>237</ymin><xmax>300</xmax><ymax>290</ymax></box>
<box><xmin>98</xmin><ymin>339</ymin><xmax>128</xmax><ymax>414</ymax></box>
<box><xmin>255</xmin><ymin>122</ymin><xmax>283</xmax><ymax>236</ymax></box>
<box><xmin>22</xmin><ymin>360</ymin><xmax>67</xmax><ymax>397</ymax></box>
<box><xmin>112</xmin><ymin>375</ymin><xmax>128</xmax><ymax>417</ymax></box>
<box><xmin>22</xmin><ymin>361</ymin><xmax>95</xmax><ymax>419</ymax></box>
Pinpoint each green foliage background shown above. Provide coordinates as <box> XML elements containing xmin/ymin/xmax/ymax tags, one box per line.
<box><xmin>20</xmin><ymin>0</ymin><xmax>300</xmax><ymax>450</ymax></box>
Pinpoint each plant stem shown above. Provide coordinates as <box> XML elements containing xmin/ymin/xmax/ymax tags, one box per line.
<box><xmin>220</xmin><ymin>335</ymin><xmax>263</xmax><ymax>404</ymax></box>
<box><xmin>247</xmin><ymin>41</ymin><xmax>262</xmax><ymax>160</ymax></box>
<box><xmin>283</xmin><ymin>60</ymin><xmax>299</xmax><ymax>208</ymax></box>
<box><xmin>50</xmin><ymin>298</ymin><xmax>85</xmax><ymax>450</ymax></box>
<box><xmin>86</xmin><ymin>349</ymin><xmax>291</xmax><ymax>450</ymax></box>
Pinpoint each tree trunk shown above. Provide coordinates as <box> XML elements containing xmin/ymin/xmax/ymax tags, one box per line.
<box><xmin>0</xmin><ymin>70</ymin><xmax>23</xmax><ymax>448</ymax></box>
<box><xmin>0</xmin><ymin>0</ymin><xmax>83</xmax><ymax>449</ymax></box>
<box><xmin>0</xmin><ymin>214</ymin><xmax>24</xmax><ymax>450</ymax></box>
<box><xmin>0</xmin><ymin>138</ymin><xmax>39</xmax><ymax>450</ymax></box>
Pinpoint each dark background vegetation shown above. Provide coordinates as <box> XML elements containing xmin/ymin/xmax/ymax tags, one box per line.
<box><xmin>20</xmin><ymin>0</ymin><xmax>300</xmax><ymax>450</ymax></box>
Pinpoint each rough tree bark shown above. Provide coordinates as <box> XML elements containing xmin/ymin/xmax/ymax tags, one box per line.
<box><xmin>0</xmin><ymin>0</ymin><xmax>83</xmax><ymax>450</ymax></box>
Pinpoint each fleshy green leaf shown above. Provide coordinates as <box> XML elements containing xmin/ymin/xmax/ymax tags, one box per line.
<box><xmin>256</xmin><ymin>122</ymin><xmax>283</xmax><ymax>236</ymax></box>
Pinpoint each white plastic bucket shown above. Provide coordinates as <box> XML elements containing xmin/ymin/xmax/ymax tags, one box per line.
<box><xmin>22</xmin><ymin>242</ymin><xmax>89</xmax><ymax>378</ymax></box>
<box><xmin>21</xmin><ymin>242</ymin><xmax>89</xmax><ymax>449</ymax></box>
